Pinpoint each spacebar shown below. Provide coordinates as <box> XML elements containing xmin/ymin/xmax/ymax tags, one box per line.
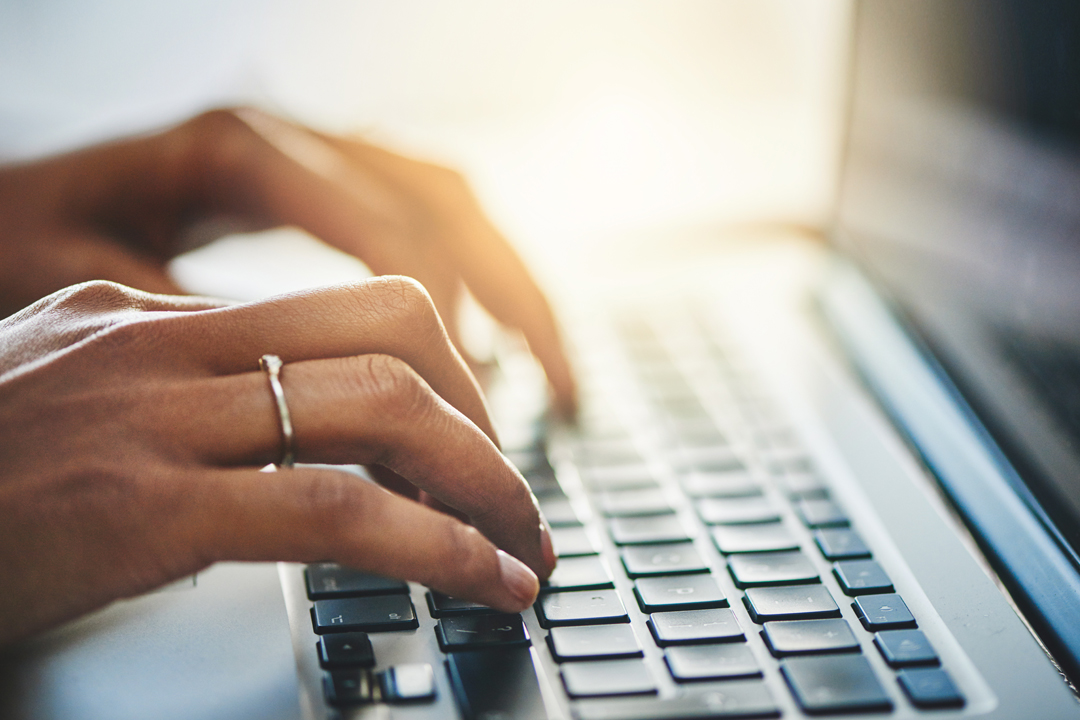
<box><xmin>446</xmin><ymin>647</ymin><xmax>548</xmax><ymax>720</ymax></box>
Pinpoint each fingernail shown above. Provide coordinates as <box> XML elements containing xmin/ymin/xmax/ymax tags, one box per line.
<box><xmin>497</xmin><ymin>550</ymin><xmax>539</xmax><ymax>606</ymax></box>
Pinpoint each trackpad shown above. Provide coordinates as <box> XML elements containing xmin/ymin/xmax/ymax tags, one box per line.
<box><xmin>0</xmin><ymin>563</ymin><xmax>301</xmax><ymax>720</ymax></box>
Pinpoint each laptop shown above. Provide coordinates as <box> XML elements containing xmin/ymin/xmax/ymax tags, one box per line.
<box><xmin>4</xmin><ymin>1</ymin><xmax>1080</xmax><ymax>718</ymax></box>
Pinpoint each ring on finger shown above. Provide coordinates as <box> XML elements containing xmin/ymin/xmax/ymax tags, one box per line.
<box><xmin>259</xmin><ymin>354</ymin><xmax>295</xmax><ymax>468</ymax></box>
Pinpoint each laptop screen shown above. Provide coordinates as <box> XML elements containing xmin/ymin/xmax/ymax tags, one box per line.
<box><xmin>836</xmin><ymin>1</ymin><xmax>1080</xmax><ymax>560</ymax></box>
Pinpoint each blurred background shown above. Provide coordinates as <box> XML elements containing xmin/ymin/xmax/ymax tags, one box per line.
<box><xmin>0</xmin><ymin>0</ymin><xmax>851</xmax><ymax>296</ymax></box>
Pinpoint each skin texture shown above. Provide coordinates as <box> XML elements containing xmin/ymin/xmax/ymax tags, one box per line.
<box><xmin>0</xmin><ymin>278</ymin><xmax>557</xmax><ymax>645</ymax></box>
<box><xmin>0</xmin><ymin>108</ymin><xmax>574</xmax><ymax>644</ymax></box>
<box><xmin>0</xmin><ymin>107</ymin><xmax>576</xmax><ymax>416</ymax></box>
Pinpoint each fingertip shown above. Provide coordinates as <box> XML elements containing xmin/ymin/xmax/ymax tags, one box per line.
<box><xmin>496</xmin><ymin>549</ymin><xmax>539</xmax><ymax>609</ymax></box>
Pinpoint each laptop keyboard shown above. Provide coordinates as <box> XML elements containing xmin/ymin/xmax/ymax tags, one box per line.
<box><xmin>301</xmin><ymin>308</ymin><xmax>967</xmax><ymax>718</ymax></box>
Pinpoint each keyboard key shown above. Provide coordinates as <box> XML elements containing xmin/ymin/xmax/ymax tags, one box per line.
<box><xmin>853</xmin><ymin>593</ymin><xmax>916</xmax><ymax>630</ymax></box>
<box><xmin>711</xmin><ymin>523</ymin><xmax>799</xmax><ymax>554</ymax></box>
<box><xmin>795</xmin><ymin>498</ymin><xmax>849</xmax><ymax>528</ymax></box>
<box><xmin>728</xmin><ymin>552</ymin><xmax>818</xmax><ymax>588</ymax></box>
<box><xmin>537</xmin><ymin>589</ymin><xmax>630</xmax><ymax>627</ymax></box>
<box><xmin>540</xmin><ymin>497</ymin><xmax>585</xmax><ymax>527</ymax></box>
<box><xmin>621</xmin><ymin>543</ymin><xmax>709</xmax><ymax>577</ymax></box>
<box><xmin>680</xmin><ymin>471</ymin><xmax>762</xmax><ymax>498</ymax></box>
<box><xmin>634</xmin><ymin>574</ymin><xmax>727</xmax><ymax>612</ymax></box>
<box><xmin>573</xmin><ymin>681</ymin><xmax>778</xmax><ymax>719</ymax></box>
<box><xmin>436</xmin><ymin>613</ymin><xmax>531</xmax><ymax>651</ymax></box>
<box><xmin>581</xmin><ymin>464</ymin><xmax>659</xmax><ymax>491</ymax></box>
<box><xmin>813</xmin><ymin>528</ymin><xmax>871</xmax><ymax>560</ymax></box>
<box><xmin>446</xmin><ymin>648</ymin><xmax>547</xmax><ymax>720</ymax></box>
<box><xmin>776</xmin><ymin>472</ymin><xmax>829</xmax><ymax>500</ymax></box>
<box><xmin>648</xmin><ymin>608</ymin><xmax>744</xmax><ymax>645</ymax></box>
<box><xmin>318</xmin><ymin>632</ymin><xmax>374</xmax><ymax>668</ymax></box>
<box><xmin>672</xmin><ymin>447</ymin><xmax>745</xmax><ymax>472</ymax></box>
<box><xmin>381</xmin><ymin>663</ymin><xmax>436</xmax><ymax>703</ymax></box>
<box><xmin>697</xmin><ymin>497</ymin><xmax>781</xmax><ymax>525</ymax></box>
<box><xmin>665</xmin><ymin>644</ymin><xmax>762</xmax><ymax>681</ymax></box>
<box><xmin>324</xmin><ymin>668</ymin><xmax>375</xmax><ymax>706</ymax></box>
<box><xmin>598</xmin><ymin>488</ymin><xmax>674</xmax><ymax>517</ymax></box>
<box><xmin>762</xmin><ymin>618</ymin><xmax>859</xmax><ymax>656</ymax></box>
<box><xmin>312</xmin><ymin>595</ymin><xmax>418</xmax><ymax>634</ymax></box>
<box><xmin>610</xmin><ymin>515</ymin><xmax>692</xmax><ymax>545</ymax></box>
<box><xmin>575</xmin><ymin>439</ymin><xmax>645</xmax><ymax>467</ymax></box>
<box><xmin>305</xmin><ymin>564</ymin><xmax>408</xmax><ymax>599</ymax></box>
<box><xmin>743</xmin><ymin>585</ymin><xmax>840</xmax><ymax>623</ymax></box>
<box><xmin>548</xmin><ymin>624</ymin><xmax>643</xmax><ymax>661</ymax></box>
<box><xmin>781</xmin><ymin>655</ymin><xmax>892</xmax><ymax>713</ymax></box>
<box><xmin>543</xmin><ymin>555</ymin><xmax>615</xmax><ymax>592</ymax></box>
<box><xmin>552</xmin><ymin>527</ymin><xmax>601</xmax><ymax>557</ymax></box>
<box><xmin>426</xmin><ymin>591</ymin><xmax>492</xmax><ymax>617</ymax></box>
<box><xmin>561</xmin><ymin>659</ymin><xmax>657</xmax><ymax>698</ymax></box>
<box><xmin>833</xmin><ymin>559</ymin><xmax>894</xmax><ymax>595</ymax></box>
<box><xmin>763</xmin><ymin>449</ymin><xmax>814</xmax><ymax>474</ymax></box>
<box><xmin>897</xmin><ymin>668</ymin><xmax>965</xmax><ymax>708</ymax></box>
<box><xmin>874</xmin><ymin>629</ymin><xmax>939</xmax><ymax>667</ymax></box>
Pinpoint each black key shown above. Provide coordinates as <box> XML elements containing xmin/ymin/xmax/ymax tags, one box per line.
<box><xmin>561</xmin><ymin>658</ymin><xmax>657</xmax><ymax>698</ymax></box>
<box><xmin>680</xmin><ymin>471</ymin><xmax>762</xmax><ymax>498</ymax></box>
<box><xmin>621</xmin><ymin>543</ymin><xmax>708</xmax><ymax>577</ymax></box>
<box><xmin>426</xmin><ymin>591</ymin><xmax>493</xmax><ymax>617</ymax></box>
<box><xmin>540</xmin><ymin>497</ymin><xmax>584</xmax><ymax>527</ymax></box>
<box><xmin>782</xmin><ymin>655</ymin><xmax>892</xmax><ymax>713</ymax></box>
<box><xmin>728</xmin><ymin>551</ymin><xmax>818</xmax><ymax>588</ymax></box>
<box><xmin>537</xmin><ymin>589</ymin><xmax>629</xmax><ymax>627</ymax></box>
<box><xmin>897</xmin><ymin>668</ymin><xmax>965</xmax><ymax>708</ymax></box>
<box><xmin>763</xmin><ymin>449</ymin><xmax>814</xmax><ymax>473</ymax></box>
<box><xmin>776</xmin><ymin>472</ymin><xmax>829</xmax><ymax>500</ymax></box>
<box><xmin>874</xmin><ymin>629</ymin><xmax>939</xmax><ymax>667</ymax></box>
<box><xmin>381</xmin><ymin>663</ymin><xmax>437</xmax><ymax>703</ymax></box>
<box><xmin>665</xmin><ymin>644</ymin><xmax>761</xmax><ymax>681</ymax></box>
<box><xmin>634</xmin><ymin>574</ymin><xmax>727</xmax><ymax>612</ymax></box>
<box><xmin>552</xmin><ymin>526</ymin><xmax>600</xmax><ymax>557</ymax></box>
<box><xmin>312</xmin><ymin>595</ymin><xmax>418</xmax><ymax>633</ymax></box>
<box><xmin>834</xmin><ymin>559</ymin><xmax>894</xmax><ymax>595</ymax></box>
<box><xmin>548</xmin><ymin>624</ymin><xmax>643</xmax><ymax>661</ymax></box>
<box><xmin>305</xmin><ymin>564</ymin><xmax>408</xmax><ymax>599</ymax></box>
<box><xmin>318</xmin><ymin>632</ymin><xmax>374</xmax><ymax>668</ymax></box>
<box><xmin>697</xmin><ymin>497</ymin><xmax>781</xmax><ymax>525</ymax></box>
<box><xmin>648</xmin><ymin>608</ymin><xmax>744</xmax><ymax>645</ymax></box>
<box><xmin>711</xmin><ymin>524</ymin><xmax>799</xmax><ymax>554</ymax></box>
<box><xmin>324</xmin><ymin>668</ymin><xmax>375</xmax><ymax>706</ymax></box>
<box><xmin>581</xmin><ymin>464</ymin><xmax>659</xmax><ymax>491</ymax></box>
<box><xmin>813</xmin><ymin>528</ymin><xmax>871</xmax><ymax>560</ymax></box>
<box><xmin>576</xmin><ymin>439</ymin><xmax>645</xmax><ymax>467</ymax></box>
<box><xmin>610</xmin><ymin>515</ymin><xmax>692</xmax><ymax>545</ymax></box>
<box><xmin>671</xmin><ymin>447</ymin><xmax>744</xmax><ymax>472</ymax></box>
<box><xmin>743</xmin><ymin>585</ymin><xmax>840</xmax><ymax>623</ymax></box>
<box><xmin>573</xmin><ymin>681</ymin><xmax>778</xmax><ymax>719</ymax></box>
<box><xmin>795</xmin><ymin>498</ymin><xmax>849</xmax><ymax>528</ymax></box>
<box><xmin>762</xmin><ymin>618</ymin><xmax>859</xmax><ymax>656</ymax></box>
<box><xmin>437</xmin><ymin>613</ymin><xmax>531</xmax><ymax>651</ymax></box>
<box><xmin>543</xmin><ymin>555</ymin><xmax>615</xmax><ymax>592</ymax></box>
<box><xmin>598</xmin><ymin>489</ymin><xmax>674</xmax><ymax>517</ymax></box>
<box><xmin>446</xmin><ymin>647</ymin><xmax>547</xmax><ymax>720</ymax></box>
<box><xmin>853</xmin><ymin>593</ymin><xmax>916</xmax><ymax>630</ymax></box>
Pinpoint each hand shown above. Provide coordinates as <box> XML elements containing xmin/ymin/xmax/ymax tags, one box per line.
<box><xmin>0</xmin><ymin>277</ymin><xmax>555</xmax><ymax>645</ymax></box>
<box><xmin>0</xmin><ymin>108</ymin><xmax>576</xmax><ymax>416</ymax></box>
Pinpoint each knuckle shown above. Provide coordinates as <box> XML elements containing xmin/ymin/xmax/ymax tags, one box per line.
<box><xmin>182</xmin><ymin>108</ymin><xmax>263</xmax><ymax>186</ymax></box>
<box><xmin>349</xmin><ymin>354</ymin><xmax>434</xmax><ymax>424</ymax></box>
<box><xmin>366</xmin><ymin>276</ymin><xmax>445</xmax><ymax>344</ymax></box>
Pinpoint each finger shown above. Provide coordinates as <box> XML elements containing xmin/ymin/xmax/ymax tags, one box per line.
<box><xmin>154</xmin><ymin>276</ymin><xmax>500</xmax><ymax>444</ymax></box>
<box><xmin>187</xmin><ymin>465</ymin><xmax>541</xmax><ymax>613</ymax></box>
<box><xmin>314</xmin><ymin>136</ymin><xmax>579</xmax><ymax>417</ymax></box>
<box><xmin>156</xmin><ymin>353</ymin><xmax>555</xmax><ymax>577</ymax></box>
